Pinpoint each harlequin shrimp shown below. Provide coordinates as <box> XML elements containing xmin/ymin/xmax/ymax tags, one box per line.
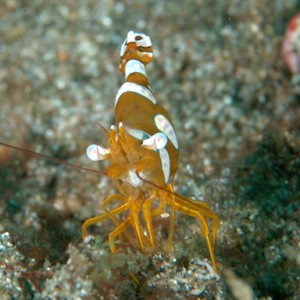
<box><xmin>0</xmin><ymin>31</ymin><xmax>219</xmax><ymax>273</ymax></box>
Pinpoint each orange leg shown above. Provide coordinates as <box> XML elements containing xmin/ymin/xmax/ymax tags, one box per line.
<box><xmin>173</xmin><ymin>194</ymin><xmax>218</xmax><ymax>251</ymax></box>
<box><xmin>142</xmin><ymin>187</ymin><xmax>171</xmax><ymax>250</ymax></box>
<box><xmin>167</xmin><ymin>196</ymin><xmax>219</xmax><ymax>274</ymax></box>
<box><xmin>101</xmin><ymin>193</ymin><xmax>126</xmax><ymax>208</ymax></box>
<box><xmin>142</xmin><ymin>186</ymin><xmax>178</xmax><ymax>252</ymax></box>
<box><xmin>109</xmin><ymin>199</ymin><xmax>151</xmax><ymax>253</ymax></box>
<box><xmin>100</xmin><ymin>194</ymin><xmax>126</xmax><ymax>226</ymax></box>
<box><xmin>100</xmin><ymin>194</ymin><xmax>137</xmax><ymax>247</ymax></box>
<box><xmin>165</xmin><ymin>185</ymin><xmax>176</xmax><ymax>252</ymax></box>
<box><xmin>130</xmin><ymin>206</ymin><xmax>147</xmax><ymax>252</ymax></box>
<box><xmin>109</xmin><ymin>218</ymin><xmax>131</xmax><ymax>253</ymax></box>
<box><xmin>82</xmin><ymin>203</ymin><xmax>129</xmax><ymax>239</ymax></box>
<box><xmin>143</xmin><ymin>196</ymin><xmax>156</xmax><ymax>249</ymax></box>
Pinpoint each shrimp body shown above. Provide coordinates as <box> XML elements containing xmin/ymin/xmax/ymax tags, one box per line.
<box><xmin>83</xmin><ymin>31</ymin><xmax>219</xmax><ymax>273</ymax></box>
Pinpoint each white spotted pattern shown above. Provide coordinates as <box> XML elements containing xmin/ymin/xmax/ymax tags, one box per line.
<box><xmin>154</xmin><ymin>114</ymin><xmax>178</xmax><ymax>149</ymax></box>
<box><xmin>124</xmin><ymin>127</ymin><xmax>150</xmax><ymax>141</ymax></box>
<box><xmin>159</xmin><ymin>147</ymin><xmax>171</xmax><ymax>183</ymax></box>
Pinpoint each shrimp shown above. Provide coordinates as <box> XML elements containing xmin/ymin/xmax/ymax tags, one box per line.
<box><xmin>83</xmin><ymin>31</ymin><xmax>219</xmax><ymax>273</ymax></box>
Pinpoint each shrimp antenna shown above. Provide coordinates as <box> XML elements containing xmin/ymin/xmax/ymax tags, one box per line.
<box><xmin>135</xmin><ymin>171</ymin><xmax>171</xmax><ymax>194</ymax></box>
<box><xmin>95</xmin><ymin>122</ymin><xmax>109</xmax><ymax>136</ymax></box>
<box><xmin>135</xmin><ymin>171</ymin><xmax>212</xmax><ymax>212</ymax></box>
<box><xmin>0</xmin><ymin>142</ymin><xmax>109</xmax><ymax>177</ymax></box>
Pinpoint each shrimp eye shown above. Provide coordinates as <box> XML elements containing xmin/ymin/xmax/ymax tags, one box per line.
<box><xmin>135</xmin><ymin>35</ymin><xmax>142</xmax><ymax>41</ymax></box>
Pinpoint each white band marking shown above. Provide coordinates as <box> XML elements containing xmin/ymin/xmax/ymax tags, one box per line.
<box><xmin>115</xmin><ymin>82</ymin><xmax>156</xmax><ymax>107</ymax></box>
<box><xmin>125</xmin><ymin>59</ymin><xmax>147</xmax><ymax>79</ymax></box>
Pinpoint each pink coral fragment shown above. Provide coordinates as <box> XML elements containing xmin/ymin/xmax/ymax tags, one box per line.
<box><xmin>282</xmin><ymin>13</ymin><xmax>300</xmax><ymax>74</ymax></box>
